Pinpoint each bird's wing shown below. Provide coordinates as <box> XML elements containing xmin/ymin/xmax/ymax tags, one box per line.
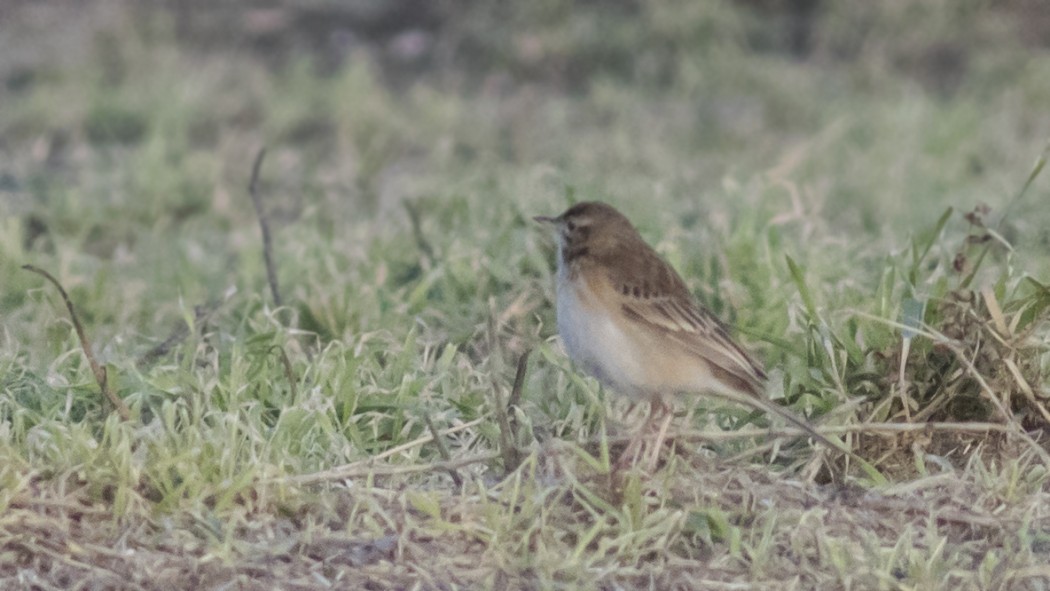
<box><xmin>603</xmin><ymin>248</ymin><xmax>767</xmax><ymax>396</ymax></box>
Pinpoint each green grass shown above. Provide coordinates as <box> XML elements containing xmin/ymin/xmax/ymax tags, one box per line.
<box><xmin>2</xmin><ymin>2</ymin><xmax>1050</xmax><ymax>589</ymax></box>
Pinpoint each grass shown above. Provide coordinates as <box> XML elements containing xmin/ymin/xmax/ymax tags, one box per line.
<box><xmin>2</xmin><ymin>1</ymin><xmax>1050</xmax><ymax>589</ymax></box>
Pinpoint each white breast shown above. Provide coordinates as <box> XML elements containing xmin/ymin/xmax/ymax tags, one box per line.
<box><xmin>555</xmin><ymin>263</ymin><xmax>648</xmax><ymax>399</ymax></box>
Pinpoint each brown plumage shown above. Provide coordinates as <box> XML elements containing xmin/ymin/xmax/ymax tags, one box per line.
<box><xmin>536</xmin><ymin>200</ymin><xmax>848</xmax><ymax>466</ymax></box>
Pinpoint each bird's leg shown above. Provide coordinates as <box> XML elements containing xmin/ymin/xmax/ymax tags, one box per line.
<box><xmin>616</xmin><ymin>398</ymin><xmax>674</xmax><ymax>472</ymax></box>
<box><xmin>614</xmin><ymin>399</ymin><xmax>655</xmax><ymax>471</ymax></box>
<box><xmin>646</xmin><ymin>399</ymin><xmax>674</xmax><ymax>471</ymax></box>
<box><xmin>615</xmin><ymin>426</ymin><xmax>644</xmax><ymax>472</ymax></box>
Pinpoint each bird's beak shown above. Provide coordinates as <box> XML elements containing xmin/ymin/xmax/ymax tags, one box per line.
<box><xmin>533</xmin><ymin>215</ymin><xmax>557</xmax><ymax>224</ymax></box>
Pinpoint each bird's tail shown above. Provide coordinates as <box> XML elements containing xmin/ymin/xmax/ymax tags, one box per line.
<box><xmin>709</xmin><ymin>385</ymin><xmax>860</xmax><ymax>463</ymax></box>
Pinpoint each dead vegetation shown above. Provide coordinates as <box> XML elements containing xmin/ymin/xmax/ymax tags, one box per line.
<box><xmin>3</xmin><ymin>438</ymin><xmax>1049</xmax><ymax>590</ymax></box>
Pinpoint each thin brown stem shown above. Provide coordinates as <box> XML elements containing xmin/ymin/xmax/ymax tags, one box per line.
<box><xmin>248</xmin><ymin>147</ymin><xmax>282</xmax><ymax>307</ymax></box>
<box><xmin>424</xmin><ymin>413</ymin><xmax>464</xmax><ymax>487</ymax></box>
<box><xmin>22</xmin><ymin>264</ymin><xmax>131</xmax><ymax>421</ymax></box>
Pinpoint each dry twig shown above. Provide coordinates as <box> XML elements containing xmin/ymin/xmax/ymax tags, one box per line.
<box><xmin>492</xmin><ymin>351</ymin><xmax>531</xmax><ymax>473</ymax></box>
<box><xmin>248</xmin><ymin>147</ymin><xmax>282</xmax><ymax>307</ymax></box>
<box><xmin>22</xmin><ymin>264</ymin><xmax>131</xmax><ymax>421</ymax></box>
<box><xmin>423</xmin><ymin>414</ymin><xmax>464</xmax><ymax>487</ymax></box>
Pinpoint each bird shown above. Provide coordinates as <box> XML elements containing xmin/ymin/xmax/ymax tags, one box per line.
<box><xmin>534</xmin><ymin>200</ymin><xmax>846</xmax><ymax>469</ymax></box>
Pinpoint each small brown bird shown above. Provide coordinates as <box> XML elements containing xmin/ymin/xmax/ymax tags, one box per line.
<box><xmin>535</xmin><ymin>201</ymin><xmax>842</xmax><ymax>468</ymax></box>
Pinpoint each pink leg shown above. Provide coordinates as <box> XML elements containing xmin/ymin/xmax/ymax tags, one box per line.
<box><xmin>616</xmin><ymin>399</ymin><xmax>669</xmax><ymax>472</ymax></box>
<box><xmin>646</xmin><ymin>400</ymin><xmax>674</xmax><ymax>470</ymax></box>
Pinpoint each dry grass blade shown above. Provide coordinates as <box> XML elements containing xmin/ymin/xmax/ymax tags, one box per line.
<box><xmin>1006</xmin><ymin>566</ymin><xmax>1050</xmax><ymax>586</ymax></box>
<box><xmin>21</xmin><ymin>264</ymin><xmax>131</xmax><ymax>421</ymax></box>
<box><xmin>282</xmin><ymin>416</ymin><xmax>487</xmax><ymax>484</ymax></box>
<box><xmin>853</xmin><ymin>307</ymin><xmax>1049</xmax><ymax>422</ymax></box>
<box><xmin>855</xmin><ymin>491</ymin><xmax>1028</xmax><ymax>529</ymax></box>
<box><xmin>7</xmin><ymin>536</ymin><xmax>144</xmax><ymax>591</ymax></box>
<box><xmin>981</xmin><ymin>287</ymin><xmax>1010</xmax><ymax>337</ymax></box>
<box><xmin>248</xmin><ymin>147</ymin><xmax>282</xmax><ymax>307</ymax></box>
<box><xmin>673</xmin><ymin>419</ymin><xmax>1050</xmax><ymax>472</ymax></box>
<box><xmin>423</xmin><ymin>413</ymin><xmax>464</xmax><ymax>487</ymax></box>
<box><xmin>669</xmin><ymin>420</ymin><xmax>1037</xmax><ymax>442</ymax></box>
<box><xmin>492</xmin><ymin>350</ymin><xmax>531</xmax><ymax>473</ymax></box>
<box><xmin>1004</xmin><ymin>357</ymin><xmax>1050</xmax><ymax>424</ymax></box>
<box><xmin>490</xmin><ymin>378</ymin><xmax>516</xmax><ymax>471</ymax></box>
<box><xmin>945</xmin><ymin>342</ymin><xmax>1050</xmax><ymax>466</ymax></box>
<box><xmin>288</xmin><ymin>452</ymin><xmax>499</xmax><ymax>483</ymax></box>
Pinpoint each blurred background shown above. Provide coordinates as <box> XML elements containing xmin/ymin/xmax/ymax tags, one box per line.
<box><xmin>2</xmin><ymin>0</ymin><xmax>1049</xmax><ymax>347</ymax></box>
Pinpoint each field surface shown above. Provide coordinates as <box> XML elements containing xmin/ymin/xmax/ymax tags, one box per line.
<box><xmin>2</xmin><ymin>2</ymin><xmax>1050</xmax><ymax>589</ymax></box>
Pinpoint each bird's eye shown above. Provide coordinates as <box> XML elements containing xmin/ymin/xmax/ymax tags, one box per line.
<box><xmin>566</xmin><ymin>220</ymin><xmax>577</xmax><ymax>231</ymax></box>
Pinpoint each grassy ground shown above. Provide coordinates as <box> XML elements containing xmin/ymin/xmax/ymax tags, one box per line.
<box><xmin>2</xmin><ymin>1</ymin><xmax>1050</xmax><ymax>589</ymax></box>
